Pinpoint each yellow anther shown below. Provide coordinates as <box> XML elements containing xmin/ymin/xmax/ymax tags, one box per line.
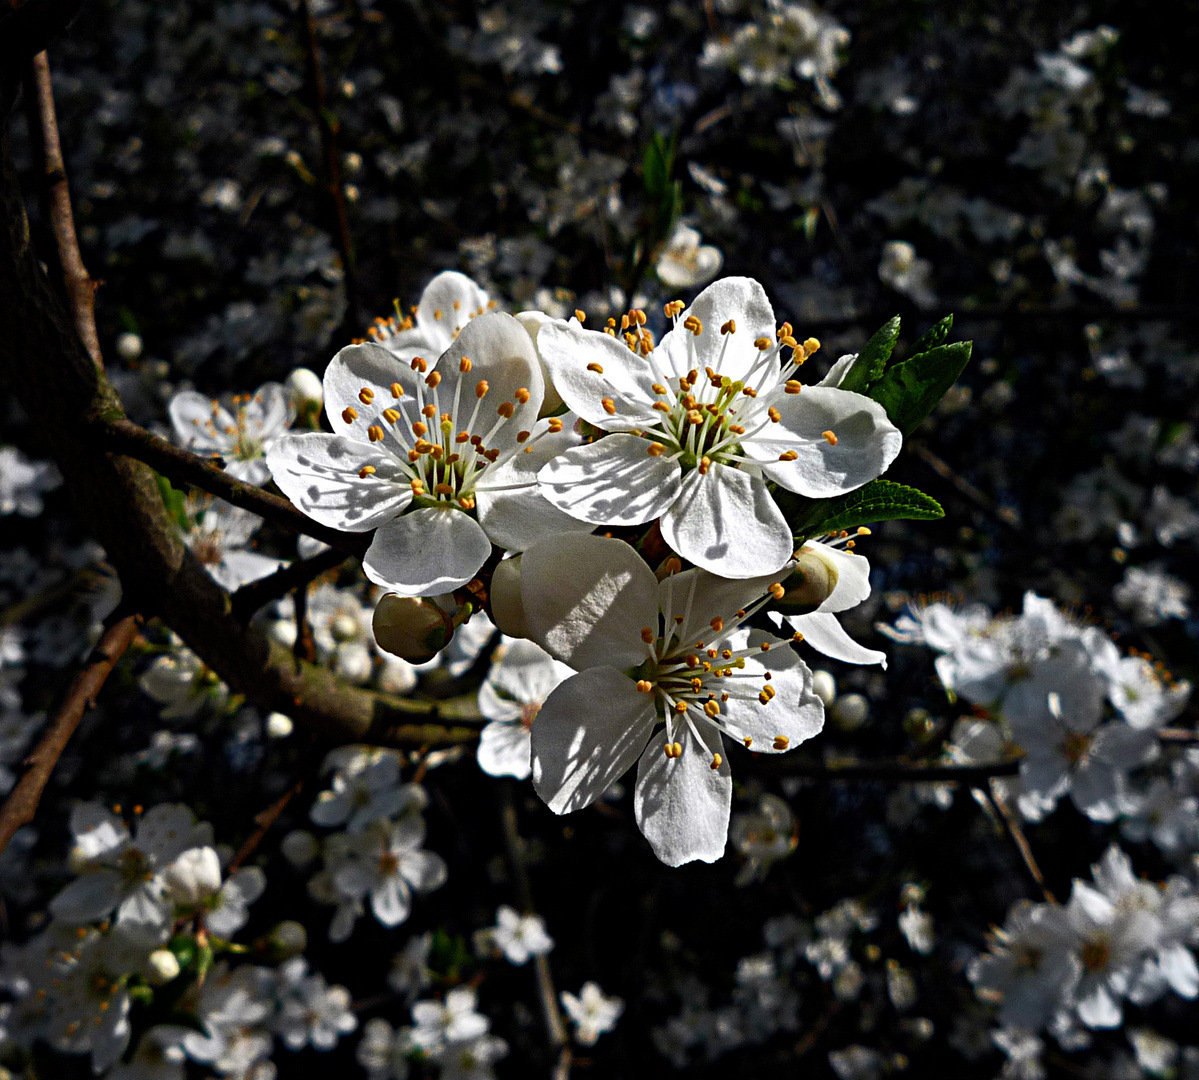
<box><xmin>721</xmin><ymin>648</ymin><xmax>733</xmax><ymax>660</ymax></box>
<box><xmin>410</xmin><ymin>479</ymin><xmax>425</xmax><ymax>494</ymax></box>
<box><xmin>632</xmin><ymin>309</ymin><xmax>647</xmax><ymax>326</ymax></box>
<box><xmin>459</xmin><ymin>357</ymin><xmax>473</xmax><ymax>373</ymax></box>
<box><xmin>729</xmin><ymin>424</ymin><xmax>746</xmax><ymax>435</ymax></box>
<box><xmin>687</xmin><ymin>409</ymin><xmax>704</xmax><ymax>426</ymax></box>
<box><xmin>653</xmin><ymin>401</ymin><xmax>671</xmax><ymax>413</ymax></box>
<box><xmin>685</xmin><ymin>654</ymin><xmax>699</xmax><ymax>669</ymax></box>
<box><xmin>420</xmin><ymin>404</ymin><xmax>436</xmax><ymax>418</ymax></box>
<box><xmin>358</xmin><ymin>466</ymin><xmax>376</xmax><ymax>478</ymax></box>
<box><xmin>341</xmin><ymin>406</ymin><xmax>358</xmax><ymax>424</ymax></box>
<box><xmin>413</xmin><ymin>439</ymin><xmax>434</xmax><ymax>454</ymax></box>
<box><xmin>743</xmin><ymin>736</ymin><xmax>754</xmax><ymax>748</ymax></box>
<box><xmin>781</xmin><ymin>335</ymin><xmax>798</xmax><ymax>349</ymax></box>
<box><xmin>784</xmin><ymin>380</ymin><xmax>803</xmax><ymax>395</ymax></box>
<box><xmin>358</xmin><ymin>387</ymin><xmax>375</xmax><ymax>404</ymax></box>
<box><xmin>367</xmin><ymin>425</ymin><xmax>384</xmax><ymax>442</ymax></box>
<box><xmin>475</xmin><ymin>380</ymin><xmax>489</xmax><ymax>399</ymax></box>
<box><xmin>768</xmin><ymin>407</ymin><xmax>781</xmax><ymax>423</ymax></box>
<box><xmin>647</xmin><ymin>442</ymin><xmax>666</xmax><ymax>457</ymax></box>
<box><xmin>778</xmin><ymin>450</ymin><xmax>798</xmax><ymax>462</ymax></box>
<box><xmin>641</xmin><ymin>627</ymin><xmax>655</xmax><ymax>644</ymax></box>
<box><xmin>497</xmin><ymin>402</ymin><xmax>515</xmax><ymax>419</ymax></box>
<box><xmin>742</xmin><ymin>386</ymin><xmax>758</xmax><ymax>398</ymax></box>
<box><xmin>768</xmin><ymin>582</ymin><xmax>785</xmax><ymax>600</ymax></box>
<box><xmin>721</xmin><ymin>319</ymin><xmax>736</xmax><ymax>335</ymax></box>
<box><xmin>455</xmin><ymin>431</ymin><xmax>470</xmax><ymax>443</ymax></box>
<box><xmin>773</xmin><ymin>735</ymin><xmax>790</xmax><ymax>750</ymax></box>
<box><xmin>575</xmin><ymin>309</ymin><xmax>587</xmax><ymax>323</ymax></box>
<box><xmin>433</xmin><ymin>309</ymin><xmax>443</xmax><ymax>320</ymax></box>
<box><xmin>651</xmin><ymin>383</ymin><xmax>668</xmax><ymax>395</ymax></box>
<box><xmin>710</xmin><ymin>616</ymin><xmax>724</xmax><ymax>632</ymax></box>
<box><xmin>802</xmin><ymin>337</ymin><xmax>821</xmax><ymax>355</ymax></box>
<box><xmin>383</xmin><ymin>408</ymin><xmax>401</xmax><ymax>424</ymax></box>
<box><xmin>411</xmin><ymin>357</ymin><xmax>428</xmax><ymax>373</ymax></box>
<box><xmin>704</xmin><ymin>700</ymin><xmax>721</xmax><ymax>719</ymax></box>
<box><xmin>710</xmin><ymin>753</ymin><xmax>722</xmax><ymax>770</ymax></box>
<box><xmin>636</xmin><ymin>680</ymin><xmax>653</xmax><ymax>693</ymax></box>
<box><xmin>754</xmin><ymin>337</ymin><xmax>772</xmax><ymax>350</ymax></box>
<box><xmin>586</xmin><ymin>363</ymin><xmax>604</xmax><ymax>375</ymax></box>
<box><xmin>390</xmin><ymin>382</ymin><xmax>404</xmax><ymax>398</ymax></box>
<box><xmin>517</xmin><ymin>430</ymin><xmax>531</xmax><ymax>443</ymax></box>
<box><xmin>672</xmin><ymin>741</ymin><xmax>684</xmax><ymax>756</ymax></box>
<box><xmin>621</xmin><ymin>314</ymin><xmax>631</xmax><ymax>331</ymax></box>
<box><xmin>515</xmin><ymin>387</ymin><xmax>531</xmax><ymax>404</ymax></box>
<box><xmin>846</xmin><ymin>540</ymin><xmax>856</xmax><ymax>549</ymax></box>
<box><xmin>857</xmin><ymin>526</ymin><xmax>872</xmax><ymax>535</ymax></box>
<box><xmin>822</xmin><ymin>429</ymin><xmax>839</xmax><ymax>446</ymax></box>
<box><xmin>762</xmin><ymin>684</ymin><xmax>776</xmax><ymax>699</ymax></box>
<box><xmin>434</xmin><ymin>483</ymin><xmax>454</xmax><ymax>496</ymax></box>
<box><xmin>412</xmin><ymin>422</ymin><xmax>428</xmax><ymax>437</ymax></box>
<box><xmin>683</xmin><ymin>316</ymin><xmax>703</xmax><ymax>335</ymax></box>
<box><xmin>425</xmin><ymin>371</ymin><xmax>441</xmax><ymax>389</ymax></box>
<box><xmin>792</xmin><ymin>631</ymin><xmax>804</xmax><ymax>643</ymax></box>
<box><xmin>662</xmin><ymin>558</ymin><xmax>682</xmax><ymax>576</ymax></box>
<box><xmin>431</xmin><ymin>445</ymin><xmax>445</xmax><ymax>461</ymax></box>
<box><xmin>698</xmin><ymin>456</ymin><xmax>712</xmax><ymax>475</ymax></box>
<box><xmin>547</xmin><ymin>418</ymin><xmax>563</xmax><ymax>433</ymax></box>
<box><xmin>777</xmin><ymin>322</ymin><xmax>793</xmax><ymax>340</ymax></box>
<box><xmin>601</xmin><ymin>398</ymin><xmax>617</xmax><ymax>416</ymax></box>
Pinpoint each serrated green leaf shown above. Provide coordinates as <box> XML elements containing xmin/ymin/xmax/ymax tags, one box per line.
<box><xmin>838</xmin><ymin>315</ymin><xmax>901</xmax><ymax>395</ymax></box>
<box><xmin>155</xmin><ymin>472</ymin><xmax>191</xmax><ymax>532</ymax></box>
<box><xmin>791</xmin><ymin>479</ymin><xmax>944</xmax><ymax>542</ymax></box>
<box><xmin>868</xmin><ymin>340</ymin><xmax>973</xmax><ymax>437</ymax></box>
<box><xmin>908</xmin><ymin>313</ymin><xmax>954</xmax><ymax>356</ymax></box>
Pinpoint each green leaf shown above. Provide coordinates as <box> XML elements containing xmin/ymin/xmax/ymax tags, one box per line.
<box><xmin>867</xmin><ymin>340</ymin><xmax>973</xmax><ymax>437</ymax></box>
<box><xmin>838</xmin><ymin>315</ymin><xmax>901</xmax><ymax>395</ymax></box>
<box><xmin>791</xmin><ymin>479</ymin><xmax>944</xmax><ymax>542</ymax></box>
<box><xmin>907</xmin><ymin>313</ymin><xmax>954</xmax><ymax>356</ymax></box>
<box><xmin>642</xmin><ymin>133</ymin><xmax>674</xmax><ymax>202</ymax></box>
<box><xmin>155</xmin><ymin>471</ymin><xmax>191</xmax><ymax>532</ymax></box>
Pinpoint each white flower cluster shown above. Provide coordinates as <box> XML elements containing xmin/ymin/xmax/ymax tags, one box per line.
<box><xmin>885</xmin><ymin>592</ymin><xmax>1193</xmax><ymax>832</ymax></box>
<box><xmin>286</xmin><ymin>747</ymin><xmax>447</xmax><ymax>942</ymax></box>
<box><xmin>969</xmin><ymin>845</ymin><xmax>1199</xmax><ymax>1054</ymax></box>
<box><xmin>0</xmin><ymin>802</ymin><xmax>356</xmax><ymax>1075</ymax></box>
<box><xmin>267</xmin><ymin>270</ymin><xmax>906</xmax><ymax>867</ymax></box>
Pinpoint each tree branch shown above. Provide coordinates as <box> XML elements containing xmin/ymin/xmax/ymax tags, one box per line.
<box><xmin>231</xmin><ymin>546</ymin><xmax>348</xmax><ymax>620</ymax></box>
<box><xmin>24</xmin><ymin>49</ymin><xmax>102</xmax><ymax>367</ymax></box>
<box><xmin>1</xmin><ymin>0</ymin><xmax>88</xmax><ymax>79</ymax></box>
<box><xmin>979</xmin><ymin>778</ymin><xmax>1056</xmax><ymax>904</ymax></box>
<box><xmin>756</xmin><ymin>755</ymin><xmax>1021</xmax><ymax>782</ymax></box>
<box><xmin>93</xmin><ymin>417</ymin><xmax>368</xmax><ymax>556</ymax></box>
<box><xmin>0</xmin><ymin>612</ymin><xmax>141</xmax><ymax>857</ymax></box>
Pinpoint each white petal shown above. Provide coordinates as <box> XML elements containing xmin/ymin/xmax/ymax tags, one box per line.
<box><xmin>516</xmin><ymin>310</ymin><xmax>564</xmax><ymax>415</ymax></box>
<box><xmin>745</xmin><ymin>386</ymin><xmax>903</xmax><ymax>497</ymax></box>
<box><xmin>266</xmin><ymin>433</ymin><xmax>412</xmax><ymax>532</ymax></box>
<box><xmin>786</xmin><ymin>611</ymin><xmax>888</xmax><ymax>667</ymax></box>
<box><xmin>520</xmin><ymin>533</ymin><xmax>658</xmax><ymax>670</ymax></box>
<box><xmin>656</xmin><ymin>277</ymin><xmax>775</xmax><ymax>385</ymax></box>
<box><xmin>797</xmin><ymin>539</ymin><xmax>872</xmax><ymax>613</ymax></box>
<box><xmin>49</xmin><ymin>871</ymin><xmax>123</xmax><ymax>923</ymax></box>
<box><xmin>475</xmin><ymin>419</ymin><xmax>595</xmax><ymax>550</ymax></box>
<box><xmin>660</xmin><ymin>464</ymin><xmax>791</xmax><ymax>578</ymax></box>
<box><xmin>371</xmin><ymin>875</ymin><xmax>413</xmax><ymax>927</ymax></box>
<box><xmin>363</xmin><ymin>507</ymin><xmax>491</xmax><ymax>596</ymax></box>
<box><xmin>416</xmin><ymin>270</ymin><xmax>491</xmax><ymax>354</ymax></box>
<box><xmin>532</xmin><ymin>668</ymin><xmax>656</xmax><ymax>814</ymax></box>
<box><xmin>660</xmin><ymin>567</ymin><xmax>788</xmax><ymax>650</ymax></box>
<box><xmin>169</xmin><ymin>391</ymin><xmax>232</xmax><ymax>453</ymax></box>
<box><xmin>210</xmin><ymin>550</ymin><xmax>285</xmax><ymax>592</ymax></box>
<box><xmin>478</xmin><ymin>722</ymin><xmax>533</xmax><ymax>779</ymax></box>
<box><xmin>634</xmin><ymin>720</ymin><xmax>731</xmax><ymax>866</ymax></box>
<box><xmin>720</xmin><ymin>634</ymin><xmax>824</xmax><ymax>751</ymax></box>
<box><xmin>817</xmin><ymin>353</ymin><xmax>858</xmax><ymax>388</ymax></box>
<box><xmin>398</xmin><ymin>850</ymin><xmax>448</xmax><ymax>893</ymax></box>
<box><xmin>535</xmin><ymin>321</ymin><xmax>662</xmax><ymax>429</ymax></box>
<box><xmin>432</xmin><ymin>311</ymin><xmax>544</xmax><ymax>453</ymax></box>
<box><xmin>323</xmin><ymin>342</ymin><xmax>420</xmax><ymax>443</ymax></box>
<box><xmin>538</xmin><ymin>435</ymin><xmax>682</xmax><ymax>526</ymax></box>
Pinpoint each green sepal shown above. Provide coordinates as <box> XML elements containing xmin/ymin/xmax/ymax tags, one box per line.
<box><xmin>837</xmin><ymin>315</ymin><xmax>900</xmax><ymax>395</ymax></box>
<box><xmin>867</xmin><ymin>340</ymin><xmax>973</xmax><ymax>437</ymax></box>
<box><xmin>907</xmin><ymin>313</ymin><xmax>954</xmax><ymax>356</ymax></box>
<box><xmin>791</xmin><ymin>479</ymin><xmax>944</xmax><ymax>543</ymax></box>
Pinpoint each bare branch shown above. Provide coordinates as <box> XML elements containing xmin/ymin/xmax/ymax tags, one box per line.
<box><xmin>231</xmin><ymin>547</ymin><xmax>348</xmax><ymax>620</ymax></box>
<box><xmin>979</xmin><ymin>779</ymin><xmax>1056</xmax><ymax>904</ymax></box>
<box><xmin>0</xmin><ymin>613</ymin><xmax>141</xmax><ymax>857</ymax></box>
<box><xmin>756</xmin><ymin>755</ymin><xmax>1021</xmax><ymax>782</ymax></box>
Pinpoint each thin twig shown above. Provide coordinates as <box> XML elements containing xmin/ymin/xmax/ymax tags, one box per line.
<box><xmin>1158</xmin><ymin>728</ymin><xmax>1199</xmax><ymax>743</ymax></box>
<box><xmin>228</xmin><ymin>781</ymin><xmax>305</xmax><ymax>873</ymax></box>
<box><xmin>756</xmin><ymin>756</ymin><xmax>1020</xmax><ymax>782</ymax></box>
<box><xmin>911</xmin><ymin>442</ymin><xmax>1022</xmax><ymax>534</ymax></box>
<box><xmin>93</xmin><ymin>417</ymin><xmax>367</xmax><ymax>556</ymax></box>
<box><xmin>293</xmin><ymin>582</ymin><xmax>316</xmax><ymax>663</ymax></box>
<box><xmin>980</xmin><ymin>778</ymin><xmax>1055</xmax><ymax>904</ymax></box>
<box><xmin>0</xmin><ymin>613</ymin><xmax>141</xmax><ymax>857</ymax></box>
<box><xmin>25</xmin><ymin>49</ymin><xmax>102</xmax><ymax>368</ymax></box>
<box><xmin>297</xmin><ymin>0</ymin><xmax>358</xmax><ymax>331</ymax></box>
<box><xmin>231</xmin><ymin>546</ymin><xmax>347</xmax><ymax>620</ymax></box>
<box><xmin>497</xmin><ymin>782</ymin><xmax>570</xmax><ymax>1074</ymax></box>
<box><xmin>0</xmin><ymin>568</ymin><xmax>90</xmax><ymax>627</ymax></box>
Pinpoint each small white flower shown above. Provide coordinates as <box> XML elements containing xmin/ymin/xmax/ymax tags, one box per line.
<box><xmin>656</xmin><ymin>224</ymin><xmax>723</xmax><ymax>290</ymax></box>
<box><xmin>0</xmin><ymin>446</ymin><xmax>61</xmax><ymax>517</ymax></box>
<box><xmin>272</xmin><ymin>957</ymin><xmax>358</xmax><ymax>1050</ymax></box>
<box><xmin>357</xmin><ymin>1017</ymin><xmax>414</xmax><ymax>1080</ymax></box>
<box><xmin>182</xmin><ymin>496</ymin><xmax>285</xmax><ymax>592</ymax></box>
<box><xmin>477</xmin><ymin>637</ymin><xmax>573</xmax><ymax>780</ymax></box>
<box><xmin>411</xmin><ymin>986</ymin><xmax>490</xmax><ymax>1054</ymax></box>
<box><xmin>729</xmin><ymin>792</ymin><xmax>797</xmax><ymax>886</ymax></box>
<box><xmin>561</xmin><ymin>982</ymin><xmax>624</xmax><ymax>1045</ymax></box>
<box><xmin>169</xmin><ymin>382</ymin><xmax>293</xmax><ymax>485</ymax></box>
<box><xmin>487</xmin><ymin>905</ymin><xmax>554</xmax><ymax>966</ymax></box>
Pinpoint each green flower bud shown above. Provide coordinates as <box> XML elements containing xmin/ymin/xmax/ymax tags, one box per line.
<box><xmin>372</xmin><ymin>594</ymin><xmax>454</xmax><ymax>663</ymax></box>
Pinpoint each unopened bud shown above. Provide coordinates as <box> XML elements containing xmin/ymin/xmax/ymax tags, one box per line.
<box><xmin>281</xmin><ymin>829</ymin><xmax>320</xmax><ymax>867</ymax></box>
<box><xmin>811</xmin><ymin>669</ymin><xmax>836</xmax><ymax>707</ymax></box>
<box><xmin>266</xmin><ymin>712</ymin><xmax>294</xmax><ymax>739</ymax></box>
<box><xmin>286</xmin><ymin>367</ymin><xmax>323</xmax><ymax>428</ymax></box>
<box><xmin>774</xmin><ymin>550</ymin><xmax>837</xmax><ymax>613</ymax></box>
<box><xmin>490</xmin><ymin>555</ymin><xmax>527</xmax><ymax>638</ymax></box>
<box><xmin>831</xmin><ymin>692</ymin><xmax>870</xmax><ymax>731</ymax></box>
<box><xmin>903</xmin><ymin>707</ymin><xmax>935</xmax><ymax>743</ymax></box>
<box><xmin>116</xmin><ymin>331</ymin><xmax>143</xmax><ymax>362</ymax></box>
<box><xmin>147</xmin><ymin>948</ymin><xmax>181</xmax><ymax>984</ymax></box>
<box><xmin>259</xmin><ymin>920</ymin><xmax>308</xmax><ymax>961</ymax></box>
<box><xmin>372</xmin><ymin>594</ymin><xmax>454</xmax><ymax>663</ymax></box>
